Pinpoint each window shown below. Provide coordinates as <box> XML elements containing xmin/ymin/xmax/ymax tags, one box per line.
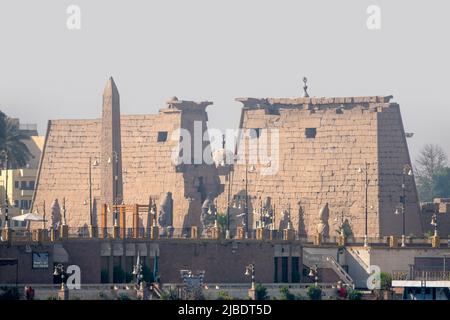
<box><xmin>15</xmin><ymin>181</ymin><xmax>19</xmax><ymax>189</ymax></box>
<box><xmin>20</xmin><ymin>200</ymin><xmax>30</xmax><ymax>210</ymax></box>
<box><xmin>281</xmin><ymin>257</ymin><xmax>288</xmax><ymax>283</ymax></box>
<box><xmin>29</xmin><ymin>181</ymin><xmax>35</xmax><ymax>190</ymax></box>
<box><xmin>14</xmin><ymin>200</ymin><xmax>19</xmax><ymax>208</ymax></box>
<box><xmin>157</xmin><ymin>131</ymin><xmax>168</xmax><ymax>142</ymax></box>
<box><xmin>292</xmin><ymin>257</ymin><xmax>300</xmax><ymax>283</ymax></box>
<box><xmin>305</xmin><ymin>128</ymin><xmax>317</xmax><ymax>139</ymax></box>
<box><xmin>20</xmin><ymin>181</ymin><xmax>27</xmax><ymax>190</ymax></box>
<box><xmin>274</xmin><ymin>257</ymin><xmax>279</xmax><ymax>283</ymax></box>
<box><xmin>249</xmin><ymin>128</ymin><xmax>261</xmax><ymax>139</ymax></box>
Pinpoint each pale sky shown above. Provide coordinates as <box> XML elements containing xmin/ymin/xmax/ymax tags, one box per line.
<box><xmin>0</xmin><ymin>0</ymin><xmax>449</xmax><ymax>161</ymax></box>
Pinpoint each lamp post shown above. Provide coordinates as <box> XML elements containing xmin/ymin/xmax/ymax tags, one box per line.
<box><xmin>431</xmin><ymin>211</ymin><xmax>438</xmax><ymax>237</ymax></box>
<box><xmin>358</xmin><ymin>161</ymin><xmax>369</xmax><ymax>247</ymax></box>
<box><xmin>243</xmin><ymin>166</ymin><xmax>256</xmax><ymax>239</ymax></box>
<box><xmin>132</xmin><ymin>254</ymin><xmax>144</xmax><ymax>290</ymax></box>
<box><xmin>226</xmin><ymin>170</ymin><xmax>233</xmax><ymax>240</ymax></box>
<box><xmin>244</xmin><ymin>167</ymin><xmax>249</xmax><ymax>238</ymax></box>
<box><xmin>53</xmin><ymin>264</ymin><xmax>66</xmax><ymax>290</ymax></box>
<box><xmin>396</xmin><ymin>164</ymin><xmax>413</xmax><ymax>247</ymax></box>
<box><xmin>245</xmin><ymin>263</ymin><xmax>255</xmax><ymax>290</ymax></box>
<box><xmin>1</xmin><ymin>151</ymin><xmax>10</xmax><ymax>230</ymax></box>
<box><xmin>308</xmin><ymin>264</ymin><xmax>319</xmax><ymax>286</ymax></box>
<box><xmin>111</xmin><ymin>151</ymin><xmax>120</xmax><ymax>228</ymax></box>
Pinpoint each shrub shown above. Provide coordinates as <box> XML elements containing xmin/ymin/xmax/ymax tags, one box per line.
<box><xmin>117</xmin><ymin>293</ymin><xmax>131</xmax><ymax>300</ymax></box>
<box><xmin>295</xmin><ymin>293</ymin><xmax>305</xmax><ymax>300</ymax></box>
<box><xmin>255</xmin><ymin>283</ymin><xmax>269</xmax><ymax>300</ymax></box>
<box><xmin>0</xmin><ymin>287</ymin><xmax>20</xmax><ymax>300</ymax></box>
<box><xmin>307</xmin><ymin>286</ymin><xmax>322</xmax><ymax>300</ymax></box>
<box><xmin>98</xmin><ymin>291</ymin><xmax>110</xmax><ymax>300</ymax></box>
<box><xmin>160</xmin><ymin>287</ymin><xmax>179</xmax><ymax>300</ymax></box>
<box><xmin>279</xmin><ymin>286</ymin><xmax>296</xmax><ymax>300</ymax></box>
<box><xmin>347</xmin><ymin>289</ymin><xmax>362</xmax><ymax>300</ymax></box>
<box><xmin>380</xmin><ymin>272</ymin><xmax>392</xmax><ymax>290</ymax></box>
<box><xmin>217</xmin><ymin>290</ymin><xmax>234</xmax><ymax>300</ymax></box>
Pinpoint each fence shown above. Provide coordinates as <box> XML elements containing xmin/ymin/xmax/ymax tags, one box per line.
<box><xmin>1</xmin><ymin>227</ymin><xmax>449</xmax><ymax>247</ymax></box>
<box><xmin>392</xmin><ymin>270</ymin><xmax>450</xmax><ymax>281</ymax></box>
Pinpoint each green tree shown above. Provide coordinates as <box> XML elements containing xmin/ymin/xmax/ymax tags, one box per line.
<box><xmin>0</xmin><ymin>111</ymin><xmax>32</xmax><ymax>168</ymax></box>
<box><xmin>432</xmin><ymin>167</ymin><xmax>450</xmax><ymax>199</ymax></box>
<box><xmin>415</xmin><ymin>144</ymin><xmax>448</xmax><ymax>202</ymax></box>
<box><xmin>217</xmin><ymin>290</ymin><xmax>234</xmax><ymax>300</ymax></box>
<box><xmin>306</xmin><ymin>285</ymin><xmax>322</xmax><ymax>300</ymax></box>
<box><xmin>254</xmin><ymin>283</ymin><xmax>269</xmax><ymax>300</ymax></box>
<box><xmin>347</xmin><ymin>289</ymin><xmax>363</xmax><ymax>300</ymax></box>
<box><xmin>380</xmin><ymin>272</ymin><xmax>392</xmax><ymax>290</ymax></box>
<box><xmin>279</xmin><ymin>286</ymin><xmax>296</xmax><ymax>300</ymax></box>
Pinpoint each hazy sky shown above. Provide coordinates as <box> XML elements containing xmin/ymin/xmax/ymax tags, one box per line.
<box><xmin>0</xmin><ymin>0</ymin><xmax>449</xmax><ymax>161</ymax></box>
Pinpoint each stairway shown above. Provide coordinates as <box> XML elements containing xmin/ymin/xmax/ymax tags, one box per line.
<box><xmin>348</xmin><ymin>247</ymin><xmax>369</xmax><ymax>271</ymax></box>
<box><xmin>303</xmin><ymin>252</ymin><xmax>355</xmax><ymax>289</ymax></box>
<box><xmin>151</xmin><ymin>283</ymin><xmax>164</xmax><ymax>299</ymax></box>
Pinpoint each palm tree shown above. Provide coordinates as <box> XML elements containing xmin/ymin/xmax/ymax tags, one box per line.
<box><xmin>0</xmin><ymin>110</ymin><xmax>32</xmax><ymax>168</ymax></box>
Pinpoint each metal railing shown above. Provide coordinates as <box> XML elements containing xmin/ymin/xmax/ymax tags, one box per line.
<box><xmin>392</xmin><ymin>270</ymin><xmax>450</xmax><ymax>281</ymax></box>
<box><xmin>413</xmin><ymin>271</ymin><xmax>450</xmax><ymax>281</ymax></box>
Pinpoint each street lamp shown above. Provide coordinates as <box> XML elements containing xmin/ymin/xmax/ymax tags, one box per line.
<box><xmin>308</xmin><ymin>264</ymin><xmax>319</xmax><ymax>286</ymax></box>
<box><xmin>53</xmin><ymin>264</ymin><xmax>66</xmax><ymax>290</ymax></box>
<box><xmin>431</xmin><ymin>211</ymin><xmax>438</xmax><ymax>237</ymax></box>
<box><xmin>395</xmin><ymin>164</ymin><xmax>413</xmax><ymax>247</ymax></box>
<box><xmin>358</xmin><ymin>161</ymin><xmax>369</xmax><ymax>247</ymax></box>
<box><xmin>132</xmin><ymin>253</ymin><xmax>144</xmax><ymax>290</ymax></box>
<box><xmin>245</xmin><ymin>263</ymin><xmax>255</xmax><ymax>290</ymax></box>
<box><xmin>242</xmin><ymin>166</ymin><xmax>256</xmax><ymax>238</ymax></box>
<box><xmin>110</xmin><ymin>151</ymin><xmax>120</xmax><ymax>227</ymax></box>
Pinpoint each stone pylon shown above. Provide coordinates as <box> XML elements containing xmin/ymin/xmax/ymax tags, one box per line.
<box><xmin>101</xmin><ymin>77</ymin><xmax>123</xmax><ymax>218</ymax></box>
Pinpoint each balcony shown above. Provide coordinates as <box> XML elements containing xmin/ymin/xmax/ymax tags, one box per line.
<box><xmin>21</xmin><ymin>189</ymin><xmax>34</xmax><ymax>197</ymax></box>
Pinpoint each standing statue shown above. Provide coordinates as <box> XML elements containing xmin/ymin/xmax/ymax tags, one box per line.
<box><xmin>261</xmin><ymin>197</ymin><xmax>274</xmax><ymax>229</ymax></box>
<box><xmin>200</xmin><ymin>193</ymin><xmax>216</xmax><ymax>233</ymax></box>
<box><xmin>158</xmin><ymin>192</ymin><xmax>173</xmax><ymax>236</ymax></box>
<box><xmin>50</xmin><ymin>199</ymin><xmax>61</xmax><ymax>231</ymax></box>
<box><xmin>316</xmin><ymin>203</ymin><xmax>330</xmax><ymax>237</ymax></box>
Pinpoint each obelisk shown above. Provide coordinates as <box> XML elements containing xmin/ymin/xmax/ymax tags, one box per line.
<box><xmin>101</xmin><ymin>77</ymin><xmax>123</xmax><ymax>222</ymax></box>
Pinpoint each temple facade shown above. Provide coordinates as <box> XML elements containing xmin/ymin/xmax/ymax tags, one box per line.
<box><xmin>32</xmin><ymin>78</ymin><xmax>427</xmax><ymax>238</ymax></box>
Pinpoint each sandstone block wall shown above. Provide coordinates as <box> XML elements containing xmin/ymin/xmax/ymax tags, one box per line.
<box><xmin>33</xmin><ymin>98</ymin><xmax>219</xmax><ymax>230</ymax></box>
<box><xmin>216</xmin><ymin>96</ymin><xmax>423</xmax><ymax>238</ymax></box>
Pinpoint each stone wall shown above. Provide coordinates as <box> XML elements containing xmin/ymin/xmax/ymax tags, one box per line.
<box><xmin>216</xmin><ymin>96</ymin><xmax>423</xmax><ymax>238</ymax></box>
<box><xmin>32</xmin><ymin>92</ymin><xmax>219</xmax><ymax>230</ymax></box>
<box><xmin>0</xmin><ymin>240</ymin><xmax>302</xmax><ymax>285</ymax></box>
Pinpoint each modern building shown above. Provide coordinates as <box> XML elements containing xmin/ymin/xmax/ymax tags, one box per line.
<box><xmin>0</xmin><ymin>123</ymin><xmax>44</xmax><ymax>229</ymax></box>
